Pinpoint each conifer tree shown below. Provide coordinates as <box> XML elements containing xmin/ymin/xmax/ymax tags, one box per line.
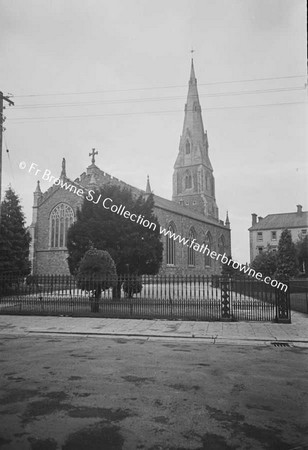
<box><xmin>296</xmin><ymin>235</ymin><xmax>308</xmax><ymax>276</ymax></box>
<box><xmin>275</xmin><ymin>229</ymin><xmax>297</xmax><ymax>280</ymax></box>
<box><xmin>0</xmin><ymin>187</ymin><xmax>31</xmax><ymax>276</ymax></box>
<box><xmin>251</xmin><ymin>247</ymin><xmax>278</xmax><ymax>278</ymax></box>
<box><xmin>67</xmin><ymin>184</ymin><xmax>163</xmax><ymax>276</ymax></box>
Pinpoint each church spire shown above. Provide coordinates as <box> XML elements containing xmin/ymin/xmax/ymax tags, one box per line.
<box><xmin>172</xmin><ymin>58</ymin><xmax>218</xmax><ymax>220</ymax></box>
<box><xmin>189</xmin><ymin>58</ymin><xmax>196</xmax><ymax>83</ymax></box>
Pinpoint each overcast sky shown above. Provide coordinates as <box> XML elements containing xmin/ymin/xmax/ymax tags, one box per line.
<box><xmin>1</xmin><ymin>0</ymin><xmax>307</xmax><ymax>263</ymax></box>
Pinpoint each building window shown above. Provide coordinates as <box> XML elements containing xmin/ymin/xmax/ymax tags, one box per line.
<box><xmin>218</xmin><ymin>235</ymin><xmax>225</xmax><ymax>255</ymax></box>
<box><xmin>302</xmin><ymin>229</ymin><xmax>307</xmax><ymax>235</ymax></box>
<box><xmin>204</xmin><ymin>232</ymin><xmax>212</xmax><ymax>267</ymax></box>
<box><xmin>185</xmin><ymin>140</ymin><xmax>191</xmax><ymax>154</ymax></box>
<box><xmin>185</xmin><ymin>171</ymin><xmax>192</xmax><ymax>189</ymax></box>
<box><xmin>257</xmin><ymin>232</ymin><xmax>263</xmax><ymax>241</ymax></box>
<box><xmin>50</xmin><ymin>203</ymin><xmax>74</xmax><ymax>248</ymax></box>
<box><xmin>188</xmin><ymin>228</ymin><xmax>196</xmax><ymax>266</ymax></box>
<box><xmin>166</xmin><ymin>223</ymin><xmax>176</xmax><ymax>265</ymax></box>
<box><xmin>271</xmin><ymin>231</ymin><xmax>277</xmax><ymax>241</ymax></box>
<box><xmin>257</xmin><ymin>246</ymin><xmax>263</xmax><ymax>254</ymax></box>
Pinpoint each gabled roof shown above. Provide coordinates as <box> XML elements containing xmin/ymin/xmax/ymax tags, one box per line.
<box><xmin>153</xmin><ymin>193</ymin><xmax>226</xmax><ymax>228</ymax></box>
<box><xmin>249</xmin><ymin>212</ymin><xmax>308</xmax><ymax>231</ymax></box>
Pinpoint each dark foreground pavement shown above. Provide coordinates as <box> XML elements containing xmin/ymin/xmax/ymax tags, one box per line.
<box><xmin>0</xmin><ymin>333</ymin><xmax>308</xmax><ymax>450</ymax></box>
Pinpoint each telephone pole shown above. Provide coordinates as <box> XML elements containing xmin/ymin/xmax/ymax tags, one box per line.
<box><xmin>0</xmin><ymin>91</ymin><xmax>14</xmax><ymax>227</ymax></box>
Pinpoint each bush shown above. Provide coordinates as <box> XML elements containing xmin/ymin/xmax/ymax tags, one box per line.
<box><xmin>122</xmin><ymin>277</ymin><xmax>143</xmax><ymax>298</ymax></box>
<box><xmin>76</xmin><ymin>248</ymin><xmax>117</xmax><ymax>310</ymax></box>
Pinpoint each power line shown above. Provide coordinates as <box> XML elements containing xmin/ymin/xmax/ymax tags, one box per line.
<box><xmin>11</xmin><ymin>74</ymin><xmax>307</xmax><ymax>98</ymax></box>
<box><xmin>8</xmin><ymin>100</ymin><xmax>306</xmax><ymax>123</ymax></box>
<box><xmin>12</xmin><ymin>86</ymin><xmax>306</xmax><ymax>110</ymax></box>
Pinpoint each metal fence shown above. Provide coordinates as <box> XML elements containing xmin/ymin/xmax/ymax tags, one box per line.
<box><xmin>0</xmin><ymin>273</ymin><xmax>291</xmax><ymax>323</ymax></box>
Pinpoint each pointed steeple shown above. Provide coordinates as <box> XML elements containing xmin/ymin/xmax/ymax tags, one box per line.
<box><xmin>144</xmin><ymin>175</ymin><xmax>152</xmax><ymax>199</ymax></box>
<box><xmin>225</xmin><ymin>211</ymin><xmax>230</xmax><ymax>228</ymax></box>
<box><xmin>145</xmin><ymin>175</ymin><xmax>152</xmax><ymax>194</ymax></box>
<box><xmin>190</xmin><ymin>58</ymin><xmax>196</xmax><ymax>83</ymax></box>
<box><xmin>31</xmin><ymin>180</ymin><xmax>42</xmax><ymax>225</ymax></box>
<box><xmin>172</xmin><ymin>59</ymin><xmax>218</xmax><ymax>219</ymax></box>
<box><xmin>60</xmin><ymin>158</ymin><xmax>66</xmax><ymax>179</ymax></box>
<box><xmin>35</xmin><ymin>180</ymin><xmax>42</xmax><ymax>194</ymax></box>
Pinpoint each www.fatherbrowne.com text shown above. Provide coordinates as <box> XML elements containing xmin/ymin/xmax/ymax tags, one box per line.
<box><xmin>159</xmin><ymin>227</ymin><xmax>288</xmax><ymax>292</ymax></box>
<box><xmin>21</xmin><ymin>161</ymin><xmax>287</xmax><ymax>292</ymax></box>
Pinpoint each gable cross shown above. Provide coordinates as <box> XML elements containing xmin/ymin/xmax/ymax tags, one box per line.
<box><xmin>89</xmin><ymin>148</ymin><xmax>98</xmax><ymax>164</ymax></box>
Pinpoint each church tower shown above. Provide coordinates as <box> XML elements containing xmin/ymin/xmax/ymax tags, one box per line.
<box><xmin>172</xmin><ymin>59</ymin><xmax>219</xmax><ymax>220</ymax></box>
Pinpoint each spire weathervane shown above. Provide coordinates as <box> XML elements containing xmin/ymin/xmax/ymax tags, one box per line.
<box><xmin>89</xmin><ymin>148</ymin><xmax>98</xmax><ymax>165</ymax></box>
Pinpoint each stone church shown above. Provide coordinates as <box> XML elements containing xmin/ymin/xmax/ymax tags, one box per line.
<box><xmin>29</xmin><ymin>60</ymin><xmax>231</xmax><ymax>275</ymax></box>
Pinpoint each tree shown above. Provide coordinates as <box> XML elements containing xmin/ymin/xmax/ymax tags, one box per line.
<box><xmin>0</xmin><ymin>187</ymin><xmax>31</xmax><ymax>276</ymax></box>
<box><xmin>77</xmin><ymin>248</ymin><xmax>117</xmax><ymax>312</ymax></box>
<box><xmin>296</xmin><ymin>235</ymin><xmax>308</xmax><ymax>276</ymax></box>
<box><xmin>251</xmin><ymin>247</ymin><xmax>278</xmax><ymax>278</ymax></box>
<box><xmin>221</xmin><ymin>255</ymin><xmax>245</xmax><ymax>278</ymax></box>
<box><xmin>67</xmin><ymin>185</ymin><xmax>163</xmax><ymax>276</ymax></box>
<box><xmin>275</xmin><ymin>229</ymin><xmax>297</xmax><ymax>280</ymax></box>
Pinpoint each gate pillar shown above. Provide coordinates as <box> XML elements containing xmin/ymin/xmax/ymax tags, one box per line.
<box><xmin>275</xmin><ymin>285</ymin><xmax>291</xmax><ymax>323</ymax></box>
<box><xmin>220</xmin><ymin>277</ymin><xmax>232</xmax><ymax>321</ymax></box>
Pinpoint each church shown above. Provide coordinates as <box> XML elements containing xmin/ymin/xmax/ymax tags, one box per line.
<box><xmin>29</xmin><ymin>60</ymin><xmax>231</xmax><ymax>276</ymax></box>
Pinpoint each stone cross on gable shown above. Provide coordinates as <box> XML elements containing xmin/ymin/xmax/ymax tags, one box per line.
<box><xmin>89</xmin><ymin>148</ymin><xmax>98</xmax><ymax>164</ymax></box>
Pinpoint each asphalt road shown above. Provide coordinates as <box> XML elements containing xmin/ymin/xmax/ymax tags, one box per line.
<box><xmin>0</xmin><ymin>334</ymin><xmax>307</xmax><ymax>450</ymax></box>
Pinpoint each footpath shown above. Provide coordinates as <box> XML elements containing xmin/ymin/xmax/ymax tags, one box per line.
<box><xmin>0</xmin><ymin>311</ymin><xmax>307</xmax><ymax>346</ymax></box>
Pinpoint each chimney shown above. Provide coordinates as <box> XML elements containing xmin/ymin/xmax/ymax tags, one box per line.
<box><xmin>297</xmin><ymin>204</ymin><xmax>302</xmax><ymax>215</ymax></box>
<box><xmin>252</xmin><ymin>213</ymin><xmax>257</xmax><ymax>226</ymax></box>
<box><xmin>258</xmin><ymin>216</ymin><xmax>263</xmax><ymax>222</ymax></box>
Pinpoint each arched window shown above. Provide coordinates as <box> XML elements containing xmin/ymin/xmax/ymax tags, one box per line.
<box><xmin>204</xmin><ymin>231</ymin><xmax>212</xmax><ymax>267</ymax></box>
<box><xmin>166</xmin><ymin>223</ymin><xmax>176</xmax><ymax>265</ymax></box>
<box><xmin>188</xmin><ymin>228</ymin><xmax>196</xmax><ymax>266</ymax></box>
<box><xmin>50</xmin><ymin>203</ymin><xmax>74</xmax><ymax>248</ymax></box>
<box><xmin>185</xmin><ymin>171</ymin><xmax>192</xmax><ymax>189</ymax></box>
<box><xmin>185</xmin><ymin>140</ymin><xmax>191</xmax><ymax>154</ymax></box>
<box><xmin>218</xmin><ymin>235</ymin><xmax>225</xmax><ymax>255</ymax></box>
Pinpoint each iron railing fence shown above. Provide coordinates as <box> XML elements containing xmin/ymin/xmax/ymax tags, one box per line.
<box><xmin>0</xmin><ymin>273</ymin><xmax>290</xmax><ymax>322</ymax></box>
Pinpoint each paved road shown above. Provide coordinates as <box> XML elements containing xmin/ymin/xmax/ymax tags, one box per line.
<box><xmin>0</xmin><ymin>333</ymin><xmax>308</xmax><ymax>450</ymax></box>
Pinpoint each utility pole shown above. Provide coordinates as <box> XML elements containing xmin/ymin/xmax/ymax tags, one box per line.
<box><xmin>0</xmin><ymin>91</ymin><xmax>14</xmax><ymax>227</ymax></box>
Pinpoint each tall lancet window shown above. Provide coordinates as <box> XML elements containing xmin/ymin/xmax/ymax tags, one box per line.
<box><xmin>166</xmin><ymin>223</ymin><xmax>176</xmax><ymax>265</ymax></box>
<box><xmin>218</xmin><ymin>235</ymin><xmax>225</xmax><ymax>256</ymax></box>
<box><xmin>185</xmin><ymin>140</ymin><xmax>191</xmax><ymax>154</ymax></box>
<box><xmin>204</xmin><ymin>232</ymin><xmax>212</xmax><ymax>267</ymax></box>
<box><xmin>50</xmin><ymin>203</ymin><xmax>74</xmax><ymax>248</ymax></box>
<box><xmin>185</xmin><ymin>171</ymin><xmax>192</xmax><ymax>189</ymax></box>
<box><xmin>188</xmin><ymin>228</ymin><xmax>196</xmax><ymax>266</ymax></box>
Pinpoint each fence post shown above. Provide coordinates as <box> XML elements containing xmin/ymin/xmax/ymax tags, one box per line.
<box><xmin>220</xmin><ymin>276</ymin><xmax>232</xmax><ymax>321</ymax></box>
<box><xmin>275</xmin><ymin>284</ymin><xmax>291</xmax><ymax>323</ymax></box>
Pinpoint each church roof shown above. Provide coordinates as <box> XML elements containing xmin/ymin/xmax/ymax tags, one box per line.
<box><xmin>249</xmin><ymin>211</ymin><xmax>308</xmax><ymax>231</ymax></box>
<box><xmin>153</xmin><ymin>193</ymin><xmax>225</xmax><ymax>228</ymax></box>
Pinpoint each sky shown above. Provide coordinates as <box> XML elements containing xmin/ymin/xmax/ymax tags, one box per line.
<box><xmin>0</xmin><ymin>0</ymin><xmax>307</xmax><ymax>264</ymax></box>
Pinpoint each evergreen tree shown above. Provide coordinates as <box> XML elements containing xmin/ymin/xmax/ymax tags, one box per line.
<box><xmin>77</xmin><ymin>248</ymin><xmax>117</xmax><ymax>312</ymax></box>
<box><xmin>296</xmin><ymin>235</ymin><xmax>308</xmax><ymax>276</ymax></box>
<box><xmin>275</xmin><ymin>229</ymin><xmax>297</xmax><ymax>280</ymax></box>
<box><xmin>0</xmin><ymin>187</ymin><xmax>31</xmax><ymax>276</ymax></box>
<box><xmin>251</xmin><ymin>247</ymin><xmax>278</xmax><ymax>278</ymax></box>
<box><xmin>67</xmin><ymin>185</ymin><xmax>163</xmax><ymax>276</ymax></box>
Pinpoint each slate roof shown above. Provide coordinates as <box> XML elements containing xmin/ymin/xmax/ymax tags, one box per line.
<box><xmin>249</xmin><ymin>212</ymin><xmax>308</xmax><ymax>231</ymax></box>
<box><xmin>153</xmin><ymin>193</ymin><xmax>226</xmax><ymax>229</ymax></box>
